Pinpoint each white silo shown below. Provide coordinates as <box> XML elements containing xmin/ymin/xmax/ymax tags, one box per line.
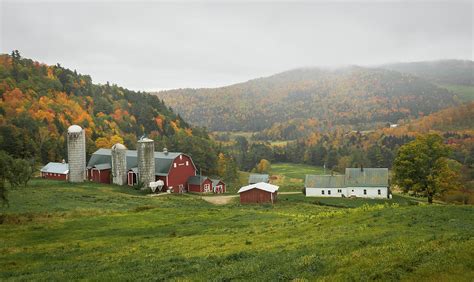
<box><xmin>111</xmin><ymin>143</ymin><xmax>127</xmax><ymax>186</ymax></box>
<box><xmin>137</xmin><ymin>137</ymin><xmax>155</xmax><ymax>188</ymax></box>
<box><xmin>67</xmin><ymin>124</ymin><xmax>86</xmax><ymax>182</ymax></box>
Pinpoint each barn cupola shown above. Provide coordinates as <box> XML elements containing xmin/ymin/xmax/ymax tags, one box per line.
<box><xmin>163</xmin><ymin>147</ymin><xmax>168</xmax><ymax>155</ymax></box>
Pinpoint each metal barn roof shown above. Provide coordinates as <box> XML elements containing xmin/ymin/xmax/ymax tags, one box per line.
<box><xmin>248</xmin><ymin>173</ymin><xmax>269</xmax><ymax>184</ymax></box>
<box><xmin>211</xmin><ymin>179</ymin><xmax>225</xmax><ymax>187</ymax></box>
<box><xmin>41</xmin><ymin>162</ymin><xmax>69</xmax><ymax>174</ymax></box>
<box><xmin>87</xmin><ymin>148</ymin><xmax>189</xmax><ymax>176</ymax></box>
<box><xmin>187</xmin><ymin>175</ymin><xmax>209</xmax><ymax>185</ymax></box>
<box><xmin>345</xmin><ymin>168</ymin><xmax>388</xmax><ymax>187</ymax></box>
<box><xmin>305</xmin><ymin>175</ymin><xmax>345</xmax><ymax>188</ymax></box>
<box><xmin>238</xmin><ymin>182</ymin><xmax>279</xmax><ymax>193</ymax></box>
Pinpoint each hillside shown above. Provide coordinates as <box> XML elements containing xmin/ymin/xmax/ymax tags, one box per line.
<box><xmin>0</xmin><ymin>52</ymin><xmax>217</xmax><ymax>171</ymax></box>
<box><xmin>1</xmin><ymin>179</ymin><xmax>473</xmax><ymax>280</ymax></box>
<box><xmin>155</xmin><ymin>66</ymin><xmax>458</xmax><ymax>132</ymax></box>
<box><xmin>381</xmin><ymin>60</ymin><xmax>474</xmax><ymax>86</ymax></box>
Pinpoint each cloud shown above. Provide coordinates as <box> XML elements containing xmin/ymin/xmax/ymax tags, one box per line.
<box><xmin>1</xmin><ymin>1</ymin><xmax>472</xmax><ymax>90</ymax></box>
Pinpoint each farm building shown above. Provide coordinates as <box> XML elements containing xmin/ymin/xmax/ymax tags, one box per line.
<box><xmin>212</xmin><ymin>179</ymin><xmax>226</xmax><ymax>193</ymax></box>
<box><xmin>248</xmin><ymin>173</ymin><xmax>269</xmax><ymax>184</ymax></box>
<box><xmin>87</xmin><ymin>163</ymin><xmax>112</xmax><ymax>184</ymax></box>
<box><xmin>40</xmin><ymin>162</ymin><xmax>69</xmax><ymax>181</ymax></box>
<box><xmin>305</xmin><ymin>168</ymin><xmax>389</xmax><ymax>199</ymax></box>
<box><xmin>87</xmin><ymin>148</ymin><xmax>197</xmax><ymax>193</ymax></box>
<box><xmin>238</xmin><ymin>182</ymin><xmax>279</xmax><ymax>204</ymax></box>
<box><xmin>187</xmin><ymin>176</ymin><xmax>213</xmax><ymax>193</ymax></box>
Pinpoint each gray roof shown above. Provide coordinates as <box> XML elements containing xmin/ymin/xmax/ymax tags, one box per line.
<box><xmin>187</xmin><ymin>175</ymin><xmax>209</xmax><ymax>185</ymax></box>
<box><xmin>305</xmin><ymin>175</ymin><xmax>345</xmax><ymax>188</ymax></box>
<box><xmin>41</xmin><ymin>162</ymin><xmax>69</xmax><ymax>174</ymax></box>
<box><xmin>211</xmin><ymin>179</ymin><xmax>225</xmax><ymax>187</ymax></box>
<box><xmin>87</xmin><ymin>148</ymin><xmax>191</xmax><ymax>176</ymax></box>
<box><xmin>92</xmin><ymin>163</ymin><xmax>111</xmax><ymax>170</ymax></box>
<box><xmin>345</xmin><ymin>168</ymin><xmax>388</xmax><ymax>187</ymax></box>
<box><xmin>305</xmin><ymin>168</ymin><xmax>389</xmax><ymax>188</ymax></box>
<box><xmin>248</xmin><ymin>173</ymin><xmax>269</xmax><ymax>184</ymax></box>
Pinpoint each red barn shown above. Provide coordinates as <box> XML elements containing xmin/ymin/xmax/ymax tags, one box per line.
<box><xmin>87</xmin><ymin>148</ymin><xmax>197</xmax><ymax>193</ymax></box>
<box><xmin>212</xmin><ymin>179</ymin><xmax>226</xmax><ymax>193</ymax></box>
<box><xmin>238</xmin><ymin>182</ymin><xmax>279</xmax><ymax>204</ymax></box>
<box><xmin>187</xmin><ymin>176</ymin><xmax>213</xmax><ymax>193</ymax></box>
<box><xmin>40</xmin><ymin>162</ymin><xmax>69</xmax><ymax>181</ymax></box>
<box><xmin>87</xmin><ymin>163</ymin><xmax>111</xmax><ymax>184</ymax></box>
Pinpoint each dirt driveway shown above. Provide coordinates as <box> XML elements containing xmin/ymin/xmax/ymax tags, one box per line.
<box><xmin>202</xmin><ymin>192</ymin><xmax>301</xmax><ymax>205</ymax></box>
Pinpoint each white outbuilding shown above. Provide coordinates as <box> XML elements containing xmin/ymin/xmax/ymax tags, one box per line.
<box><xmin>305</xmin><ymin>168</ymin><xmax>389</xmax><ymax>199</ymax></box>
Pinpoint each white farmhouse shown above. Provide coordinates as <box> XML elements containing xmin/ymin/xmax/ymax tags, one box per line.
<box><xmin>305</xmin><ymin>168</ymin><xmax>389</xmax><ymax>199</ymax></box>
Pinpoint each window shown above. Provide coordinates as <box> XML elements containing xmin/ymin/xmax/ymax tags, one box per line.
<box><xmin>363</xmin><ymin>189</ymin><xmax>367</xmax><ymax>195</ymax></box>
<box><xmin>322</xmin><ymin>190</ymin><xmax>325</xmax><ymax>195</ymax></box>
<box><xmin>173</xmin><ymin>163</ymin><xmax>177</xmax><ymax>168</ymax></box>
<box><xmin>378</xmin><ymin>189</ymin><xmax>381</xmax><ymax>195</ymax></box>
<box><xmin>337</xmin><ymin>189</ymin><xmax>342</xmax><ymax>193</ymax></box>
<box><xmin>186</xmin><ymin>161</ymin><xmax>189</xmax><ymax>166</ymax></box>
<box><xmin>328</xmin><ymin>190</ymin><xmax>331</xmax><ymax>195</ymax></box>
<box><xmin>180</xmin><ymin>155</ymin><xmax>183</xmax><ymax>160</ymax></box>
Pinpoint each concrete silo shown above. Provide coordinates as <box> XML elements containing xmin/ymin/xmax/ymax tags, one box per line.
<box><xmin>111</xmin><ymin>143</ymin><xmax>127</xmax><ymax>186</ymax></box>
<box><xmin>67</xmin><ymin>124</ymin><xmax>86</xmax><ymax>182</ymax></box>
<box><xmin>137</xmin><ymin>137</ymin><xmax>155</xmax><ymax>188</ymax></box>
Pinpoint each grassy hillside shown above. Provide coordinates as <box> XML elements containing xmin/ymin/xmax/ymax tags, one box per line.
<box><xmin>440</xmin><ymin>84</ymin><xmax>474</xmax><ymax>102</ymax></box>
<box><xmin>155</xmin><ymin>66</ymin><xmax>456</xmax><ymax>133</ymax></box>
<box><xmin>1</xmin><ymin>179</ymin><xmax>473</xmax><ymax>280</ymax></box>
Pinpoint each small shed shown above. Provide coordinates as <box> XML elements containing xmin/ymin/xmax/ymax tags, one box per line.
<box><xmin>187</xmin><ymin>175</ymin><xmax>213</xmax><ymax>193</ymax></box>
<box><xmin>248</xmin><ymin>173</ymin><xmax>269</xmax><ymax>184</ymax></box>
<box><xmin>238</xmin><ymin>182</ymin><xmax>279</xmax><ymax>204</ymax></box>
<box><xmin>41</xmin><ymin>162</ymin><xmax>69</xmax><ymax>181</ymax></box>
<box><xmin>87</xmin><ymin>163</ymin><xmax>111</xmax><ymax>184</ymax></box>
<box><xmin>211</xmin><ymin>179</ymin><xmax>226</xmax><ymax>193</ymax></box>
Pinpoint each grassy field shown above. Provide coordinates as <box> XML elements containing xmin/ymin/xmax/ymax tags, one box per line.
<box><xmin>440</xmin><ymin>84</ymin><xmax>474</xmax><ymax>101</ymax></box>
<box><xmin>271</xmin><ymin>162</ymin><xmax>326</xmax><ymax>191</ymax></box>
<box><xmin>1</xmin><ymin>179</ymin><xmax>472</xmax><ymax>281</ymax></box>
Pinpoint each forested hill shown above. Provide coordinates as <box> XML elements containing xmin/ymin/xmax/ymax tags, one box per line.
<box><xmin>154</xmin><ymin>65</ymin><xmax>458</xmax><ymax>132</ymax></box>
<box><xmin>0</xmin><ymin>52</ymin><xmax>216</xmax><ymax>170</ymax></box>
<box><xmin>381</xmin><ymin>60</ymin><xmax>474</xmax><ymax>86</ymax></box>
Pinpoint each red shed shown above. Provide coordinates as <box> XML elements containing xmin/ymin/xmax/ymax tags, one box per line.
<box><xmin>40</xmin><ymin>162</ymin><xmax>69</xmax><ymax>181</ymax></box>
<box><xmin>212</xmin><ymin>179</ymin><xmax>226</xmax><ymax>193</ymax></box>
<box><xmin>238</xmin><ymin>182</ymin><xmax>279</xmax><ymax>204</ymax></box>
<box><xmin>88</xmin><ymin>163</ymin><xmax>111</xmax><ymax>184</ymax></box>
<box><xmin>187</xmin><ymin>176</ymin><xmax>213</xmax><ymax>193</ymax></box>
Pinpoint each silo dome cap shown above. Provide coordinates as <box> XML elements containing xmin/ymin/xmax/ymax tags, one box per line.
<box><xmin>138</xmin><ymin>137</ymin><xmax>153</xmax><ymax>142</ymax></box>
<box><xmin>112</xmin><ymin>143</ymin><xmax>127</xmax><ymax>150</ymax></box>
<box><xmin>68</xmin><ymin>125</ymin><xmax>83</xmax><ymax>133</ymax></box>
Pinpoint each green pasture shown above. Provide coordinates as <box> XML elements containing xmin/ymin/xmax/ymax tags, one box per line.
<box><xmin>0</xmin><ymin>179</ymin><xmax>473</xmax><ymax>281</ymax></box>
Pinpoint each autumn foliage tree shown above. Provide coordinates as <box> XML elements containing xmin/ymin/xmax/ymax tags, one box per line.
<box><xmin>393</xmin><ymin>134</ymin><xmax>460</xmax><ymax>203</ymax></box>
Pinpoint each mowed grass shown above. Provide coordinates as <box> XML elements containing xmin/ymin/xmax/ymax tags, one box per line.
<box><xmin>440</xmin><ymin>84</ymin><xmax>474</xmax><ymax>101</ymax></box>
<box><xmin>271</xmin><ymin>162</ymin><xmax>325</xmax><ymax>191</ymax></box>
<box><xmin>1</xmin><ymin>179</ymin><xmax>473</xmax><ymax>281</ymax></box>
<box><xmin>272</xmin><ymin>162</ymin><xmax>325</xmax><ymax>180</ymax></box>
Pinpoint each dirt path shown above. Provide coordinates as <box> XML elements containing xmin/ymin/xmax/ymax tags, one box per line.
<box><xmin>202</xmin><ymin>191</ymin><xmax>301</xmax><ymax>205</ymax></box>
<box><xmin>201</xmin><ymin>195</ymin><xmax>238</xmax><ymax>205</ymax></box>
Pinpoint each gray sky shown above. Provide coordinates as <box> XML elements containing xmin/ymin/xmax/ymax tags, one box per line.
<box><xmin>1</xmin><ymin>1</ymin><xmax>472</xmax><ymax>91</ymax></box>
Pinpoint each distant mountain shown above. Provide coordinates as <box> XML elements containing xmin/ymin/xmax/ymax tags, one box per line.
<box><xmin>154</xmin><ymin>66</ymin><xmax>458</xmax><ymax>132</ymax></box>
<box><xmin>381</xmin><ymin>59</ymin><xmax>474</xmax><ymax>86</ymax></box>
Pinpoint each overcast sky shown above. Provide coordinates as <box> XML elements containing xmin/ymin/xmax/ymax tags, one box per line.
<box><xmin>1</xmin><ymin>1</ymin><xmax>472</xmax><ymax>91</ymax></box>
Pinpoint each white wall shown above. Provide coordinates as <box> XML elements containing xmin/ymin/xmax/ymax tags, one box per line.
<box><xmin>306</xmin><ymin>187</ymin><xmax>346</xmax><ymax>197</ymax></box>
<box><xmin>347</xmin><ymin>187</ymin><xmax>388</xmax><ymax>199</ymax></box>
<box><xmin>306</xmin><ymin>187</ymin><xmax>388</xmax><ymax>199</ymax></box>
